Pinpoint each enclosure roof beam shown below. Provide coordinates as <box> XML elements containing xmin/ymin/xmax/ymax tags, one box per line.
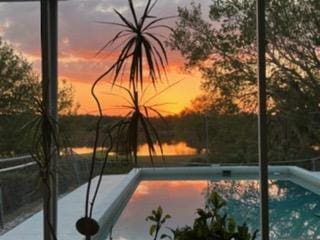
<box><xmin>1</xmin><ymin>0</ymin><xmax>59</xmax><ymax>239</ymax></box>
<box><xmin>0</xmin><ymin>0</ymin><xmax>65</xmax><ymax>2</ymax></box>
<box><xmin>40</xmin><ymin>1</ymin><xmax>58</xmax><ymax>240</ymax></box>
<box><xmin>257</xmin><ymin>0</ymin><xmax>269</xmax><ymax>240</ymax></box>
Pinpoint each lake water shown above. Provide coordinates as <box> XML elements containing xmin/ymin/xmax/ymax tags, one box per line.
<box><xmin>110</xmin><ymin>179</ymin><xmax>320</xmax><ymax>240</ymax></box>
<box><xmin>72</xmin><ymin>141</ymin><xmax>198</xmax><ymax>156</ymax></box>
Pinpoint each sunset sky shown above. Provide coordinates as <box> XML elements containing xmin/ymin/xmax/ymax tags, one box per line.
<box><xmin>0</xmin><ymin>0</ymin><xmax>212</xmax><ymax>115</ymax></box>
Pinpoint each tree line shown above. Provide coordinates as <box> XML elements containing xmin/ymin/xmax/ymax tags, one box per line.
<box><xmin>1</xmin><ymin>0</ymin><xmax>319</xmax><ymax>165</ymax></box>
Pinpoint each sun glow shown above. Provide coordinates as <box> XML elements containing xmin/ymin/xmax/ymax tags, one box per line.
<box><xmin>1</xmin><ymin>0</ymin><xmax>205</xmax><ymax>117</ymax></box>
<box><xmin>69</xmin><ymin>66</ymin><xmax>202</xmax><ymax>116</ymax></box>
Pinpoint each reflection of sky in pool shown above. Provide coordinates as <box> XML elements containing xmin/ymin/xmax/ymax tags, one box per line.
<box><xmin>110</xmin><ymin>180</ymin><xmax>320</xmax><ymax>240</ymax></box>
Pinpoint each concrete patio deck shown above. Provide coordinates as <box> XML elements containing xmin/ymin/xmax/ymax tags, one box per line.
<box><xmin>0</xmin><ymin>174</ymin><xmax>126</xmax><ymax>240</ymax></box>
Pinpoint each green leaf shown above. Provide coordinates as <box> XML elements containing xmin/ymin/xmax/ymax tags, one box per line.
<box><xmin>227</xmin><ymin>217</ymin><xmax>236</xmax><ymax>233</ymax></box>
<box><xmin>149</xmin><ymin>224</ymin><xmax>157</xmax><ymax>236</ymax></box>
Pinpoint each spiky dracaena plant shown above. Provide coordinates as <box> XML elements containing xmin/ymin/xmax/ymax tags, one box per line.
<box><xmin>23</xmin><ymin>99</ymin><xmax>59</xmax><ymax>240</ymax></box>
<box><xmin>107</xmin><ymin>81</ymin><xmax>180</xmax><ymax>166</ymax></box>
<box><xmin>95</xmin><ymin>0</ymin><xmax>172</xmax><ymax>89</ymax></box>
<box><xmin>79</xmin><ymin>1</ymin><xmax>173</xmax><ymax>238</ymax></box>
<box><xmin>92</xmin><ymin>0</ymin><xmax>173</xmax><ymax>164</ymax></box>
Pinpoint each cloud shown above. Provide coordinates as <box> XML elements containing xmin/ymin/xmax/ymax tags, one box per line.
<box><xmin>95</xmin><ymin>3</ymin><xmax>128</xmax><ymax>14</ymax></box>
<box><xmin>0</xmin><ymin>2</ymin><xmax>40</xmax><ymax>53</ymax></box>
<box><xmin>0</xmin><ymin>0</ymin><xmax>211</xmax><ymax>68</ymax></box>
<box><xmin>0</xmin><ymin>0</ymin><xmax>211</xmax><ymax>115</ymax></box>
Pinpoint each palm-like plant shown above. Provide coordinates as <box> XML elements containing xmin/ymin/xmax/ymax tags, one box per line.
<box><xmin>24</xmin><ymin>99</ymin><xmax>60</xmax><ymax>240</ymax></box>
<box><xmin>79</xmin><ymin>1</ymin><xmax>173</xmax><ymax>238</ymax></box>
<box><xmin>91</xmin><ymin>0</ymin><xmax>173</xmax><ymax>164</ymax></box>
<box><xmin>107</xmin><ymin>81</ymin><xmax>180</xmax><ymax>165</ymax></box>
<box><xmin>95</xmin><ymin>0</ymin><xmax>172</xmax><ymax>89</ymax></box>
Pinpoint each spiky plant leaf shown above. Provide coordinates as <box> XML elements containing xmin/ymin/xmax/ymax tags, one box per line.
<box><xmin>95</xmin><ymin>0</ymin><xmax>173</xmax><ymax>90</ymax></box>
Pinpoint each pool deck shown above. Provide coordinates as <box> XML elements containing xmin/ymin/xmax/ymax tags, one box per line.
<box><xmin>312</xmin><ymin>171</ymin><xmax>320</xmax><ymax>177</ymax></box>
<box><xmin>0</xmin><ymin>174</ymin><xmax>126</xmax><ymax>240</ymax></box>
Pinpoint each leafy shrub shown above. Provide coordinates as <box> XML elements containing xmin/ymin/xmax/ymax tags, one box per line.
<box><xmin>147</xmin><ymin>192</ymin><xmax>258</xmax><ymax>240</ymax></box>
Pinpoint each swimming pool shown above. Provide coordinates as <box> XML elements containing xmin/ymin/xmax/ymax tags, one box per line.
<box><xmin>93</xmin><ymin>166</ymin><xmax>320</xmax><ymax>240</ymax></box>
<box><xmin>109</xmin><ymin>179</ymin><xmax>320</xmax><ymax>240</ymax></box>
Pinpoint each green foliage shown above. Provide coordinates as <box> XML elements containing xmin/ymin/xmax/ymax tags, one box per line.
<box><xmin>0</xmin><ymin>39</ymin><xmax>77</xmax><ymax>116</ymax></box>
<box><xmin>172</xmin><ymin>111</ymin><xmax>258</xmax><ymax>163</ymax></box>
<box><xmin>146</xmin><ymin>206</ymin><xmax>171</xmax><ymax>240</ymax></box>
<box><xmin>0</xmin><ymin>39</ymin><xmax>39</xmax><ymax>115</ymax></box>
<box><xmin>0</xmin><ymin>39</ymin><xmax>77</xmax><ymax>156</ymax></box>
<box><xmin>170</xmin><ymin>0</ymin><xmax>320</xmax><ymax>161</ymax></box>
<box><xmin>147</xmin><ymin>192</ymin><xmax>258</xmax><ymax>240</ymax></box>
<box><xmin>174</xmin><ymin>111</ymin><xmax>206</xmax><ymax>154</ymax></box>
<box><xmin>57</xmin><ymin>79</ymin><xmax>79</xmax><ymax>115</ymax></box>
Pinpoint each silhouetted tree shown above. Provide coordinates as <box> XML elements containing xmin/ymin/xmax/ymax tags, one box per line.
<box><xmin>170</xmin><ymin>0</ymin><xmax>320</xmax><ymax>161</ymax></box>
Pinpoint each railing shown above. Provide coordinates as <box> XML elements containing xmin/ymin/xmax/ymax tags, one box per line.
<box><xmin>0</xmin><ymin>155</ymin><xmax>34</xmax><ymax>170</ymax></box>
<box><xmin>0</xmin><ymin>153</ymin><xmax>93</xmax><ymax>235</ymax></box>
<box><xmin>216</xmin><ymin>157</ymin><xmax>320</xmax><ymax>171</ymax></box>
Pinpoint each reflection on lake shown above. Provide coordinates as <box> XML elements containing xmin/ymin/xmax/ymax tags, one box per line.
<box><xmin>111</xmin><ymin>180</ymin><xmax>320</xmax><ymax>240</ymax></box>
<box><xmin>137</xmin><ymin>141</ymin><xmax>197</xmax><ymax>156</ymax></box>
<box><xmin>71</xmin><ymin>141</ymin><xmax>197</xmax><ymax>156</ymax></box>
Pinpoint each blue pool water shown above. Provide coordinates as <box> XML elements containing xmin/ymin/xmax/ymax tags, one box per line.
<box><xmin>109</xmin><ymin>179</ymin><xmax>320</xmax><ymax>240</ymax></box>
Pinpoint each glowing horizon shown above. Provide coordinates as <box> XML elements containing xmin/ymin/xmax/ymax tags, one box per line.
<box><xmin>68</xmin><ymin>65</ymin><xmax>203</xmax><ymax>116</ymax></box>
<box><xmin>0</xmin><ymin>0</ymin><xmax>211</xmax><ymax>116</ymax></box>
